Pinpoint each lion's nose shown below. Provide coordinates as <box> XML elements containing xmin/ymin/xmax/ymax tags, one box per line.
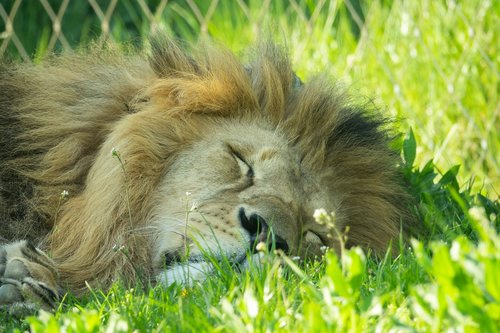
<box><xmin>238</xmin><ymin>207</ymin><xmax>289</xmax><ymax>253</ymax></box>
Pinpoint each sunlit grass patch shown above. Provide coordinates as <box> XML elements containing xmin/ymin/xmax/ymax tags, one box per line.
<box><xmin>13</xmin><ymin>207</ymin><xmax>498</xmax><ymax>332</ymax></box>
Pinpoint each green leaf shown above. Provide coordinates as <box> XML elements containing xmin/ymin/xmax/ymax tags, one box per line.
<box><xmin>344</xmin><ymin>247</ymin><xmax>366</xmax><ymax>292</ymax></box>
<box><xmin>324</xmin><ymin>252</ymin><xmax>350</xmax><ymax>298</ymax></box>
<box><xmin>403</xmin><ymin>128</ymin><xmax>417</xmax><ymax>167</ymax></box>
<box><xmin>438</xmin><ymin>165</ymin><xmax>460</xmax><ymax>189</ymax></box>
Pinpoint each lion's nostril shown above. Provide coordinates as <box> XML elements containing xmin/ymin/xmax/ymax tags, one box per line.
<box><xmin>258</xmin><ymin>232</ymin><xmax>289</xmax><ymax>253</ymax></box>
<box><xmin>238</xmin><ymin>207</ymin><xmax>289</xmax><ymax>253</ymax></box>
<box><xmin>248</xmin><ymin>214</ymin><xmax>265</xmax><ymax>234</ymax></box>
<box><xmin>271</xmin><ymin>235</ymin><xmax>289</xmax><ymax>253</ymax></box>
<box><xmin>239</xmin><ymin>207</ymin><xmax>262</xmax><ymax>235</ymax></box>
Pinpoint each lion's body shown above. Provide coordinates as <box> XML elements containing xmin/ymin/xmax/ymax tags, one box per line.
<box><xmin>0</xmin><ymin>37</ymin><xmax>416</xmax><ymax>303</ymax></box>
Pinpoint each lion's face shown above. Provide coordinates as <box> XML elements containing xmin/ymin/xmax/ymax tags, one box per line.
<box><xmin>150</xmin><ymin>120</ymin><xmax>332</xmax><ymax>284</ymax></box>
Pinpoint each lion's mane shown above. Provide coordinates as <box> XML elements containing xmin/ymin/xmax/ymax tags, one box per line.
<box><xmin>0</xmin><ymin>36</ymin><xmax>415</xmax><ymax>292</ymax></box>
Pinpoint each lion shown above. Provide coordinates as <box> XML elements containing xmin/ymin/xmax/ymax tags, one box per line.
<box><xmin>0</xmin><ymin>35</ymin><xmax>415</xmax><ymax>313</ymax></box>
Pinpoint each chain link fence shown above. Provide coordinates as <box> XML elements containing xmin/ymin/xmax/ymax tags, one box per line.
<box><xmin>0</xmin><ymin>0</ymin><xmax>366</xmax><ymax>60</ymax></box>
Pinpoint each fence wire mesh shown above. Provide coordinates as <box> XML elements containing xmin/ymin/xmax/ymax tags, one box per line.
<box><xmin>1</xmin><ymin>0</ymin><xmax>364</xmax><ymax>59</ymax></box>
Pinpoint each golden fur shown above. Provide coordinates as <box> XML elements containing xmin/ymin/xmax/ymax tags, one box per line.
<box><xmin>0</xmin><ymin>36</ymin><xmax>415</xmax><ymax>294</ymax></box>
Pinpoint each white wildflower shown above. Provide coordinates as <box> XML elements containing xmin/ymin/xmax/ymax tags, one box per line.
<box><xmin>313</xmin><ymin>208</ymin><xmax>328</xmax><ymax>221</ymax></box>
<box><xmin>313</xmin><ymin>208</ymin><xmax>336</xmax><ymax>228</ymax></box>
<box><xmin>243</xmin><ymin>289</ymin><xmax>259</xmax><ymax>319</ymax></box>
<box><xmin>255</xmin><ymin>242</ymin><xmax>267</xmax><ymax>252</ymax></box>
<box><xmin>112</xmin><ymin>244</ymin><xmax>125</xmax><ymax>252</ymax></box>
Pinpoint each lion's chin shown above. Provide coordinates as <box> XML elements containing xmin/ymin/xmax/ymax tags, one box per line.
<box><xmin>155</xmin><ymin>253</ymin><xmax>265</xmax><ymax>286</ymax></box>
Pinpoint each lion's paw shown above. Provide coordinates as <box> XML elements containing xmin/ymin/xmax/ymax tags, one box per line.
<box><xmin>0</xmin><ymin>241</ymin><xmax>60</xmax><ymax>316</ymax></box>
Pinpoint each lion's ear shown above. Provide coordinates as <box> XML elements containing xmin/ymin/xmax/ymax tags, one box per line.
<box><xmin>148</xmin><ymin>34</ymin><xmax>198</xmax><ymax>77</ymax></box>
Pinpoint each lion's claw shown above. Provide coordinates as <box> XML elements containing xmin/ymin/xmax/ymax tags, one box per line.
<box><xmin>0</xmin><ymin>241</ymin><xmax>60</xmax><ymax>316</ymax></box>
<box><xmin>0</xmin><ymin>282</ymin><xmax>23</xmax><ymax>304</ymax></box>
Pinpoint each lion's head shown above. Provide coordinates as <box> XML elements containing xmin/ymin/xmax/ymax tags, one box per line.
<box><xmin>0</xmin><ymin>36</ymin><xmax>415</xmax><ymax>292</ymax></box>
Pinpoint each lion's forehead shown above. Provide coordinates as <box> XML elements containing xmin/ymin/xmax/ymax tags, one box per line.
<box><xmin>192</xmin><ymin>123</ymin><xmax>308</xmax><ymax>187</ymax></box>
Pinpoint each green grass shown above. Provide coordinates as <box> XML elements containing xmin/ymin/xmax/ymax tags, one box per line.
<box><xmin>1</xmin><ymin>0</ymin><xmax>499</xmax><ymax>331</ymax></box>
<box><xmin>2</xmin><ymin>194</ymin><xmax>499</xmax><ymax>332</ymax></box>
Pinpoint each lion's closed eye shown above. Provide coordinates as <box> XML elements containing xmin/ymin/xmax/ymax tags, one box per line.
<box><xmin>227</xmin><ymin>145</ymin><xmax>254</xmax><ymax>180</ymax></box>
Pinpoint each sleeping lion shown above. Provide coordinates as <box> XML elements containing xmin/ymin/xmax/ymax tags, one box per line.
<box><xmin>0</xmin><ymin>35</ymin><xmax>415</xmax><ymax>313</ymax></box>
